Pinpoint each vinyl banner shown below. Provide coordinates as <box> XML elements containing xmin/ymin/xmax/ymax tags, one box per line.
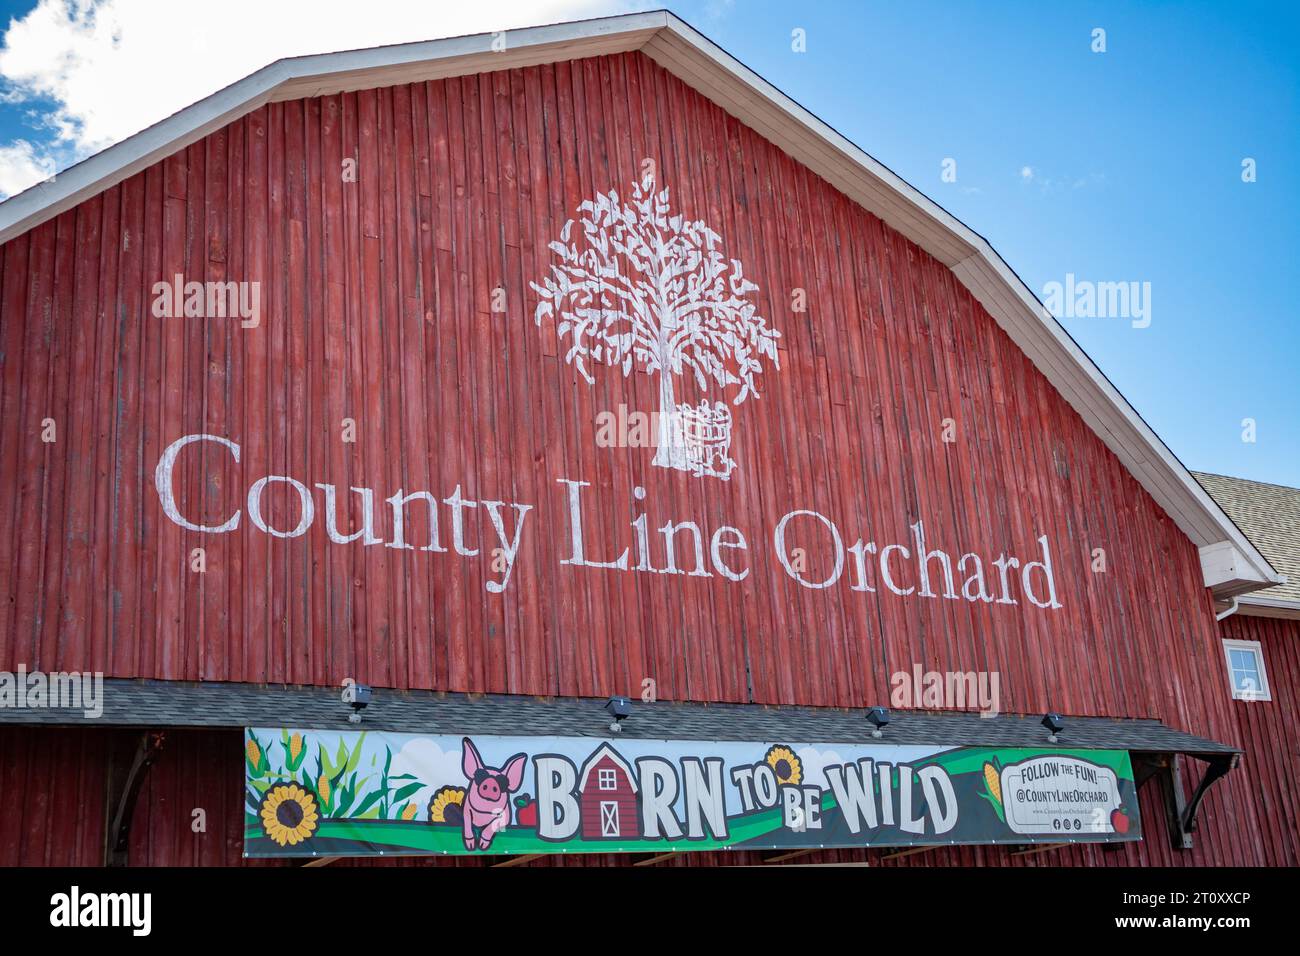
<box><xmin>243</xmin><ymin>728</ymin><xmax>1141</xmax><ymax>858</ymax></box>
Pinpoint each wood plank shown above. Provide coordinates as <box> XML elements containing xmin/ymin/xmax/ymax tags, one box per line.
<box><xmin>0</xmin><ymin>52</ymin><xmax>1272</xmax><ymax>868</ymax></box>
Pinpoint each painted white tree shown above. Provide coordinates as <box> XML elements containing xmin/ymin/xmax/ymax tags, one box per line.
<box><xmin>531</xmin><ymin>173</ymin><xmax>781</xmax><ymax>479</ymax></box>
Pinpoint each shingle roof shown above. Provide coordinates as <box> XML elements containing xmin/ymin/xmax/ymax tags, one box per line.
<box><xmin>1194</xmin><ymin>472</ymin><xmax>1300</xmax><ymax>605</ymax></box>
<box><xmin>0</xmin><ymin>678</ymin><xmax>1238</xmax><ymax>755</ymax></box>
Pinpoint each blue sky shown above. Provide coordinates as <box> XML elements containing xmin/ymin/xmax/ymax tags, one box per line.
<box><xmin>1</xmin><ymin>0</ymin><xmax>1295</xmax><ymax>486</ymax></box>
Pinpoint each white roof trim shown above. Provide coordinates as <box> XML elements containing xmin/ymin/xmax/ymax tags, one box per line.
<box><xmin>1237</xmin><ymin>594</ymin><xmax>1300</xmax><ymax>621</ymax></box>
<box><xmin>0</xmin><ymin>10</ymin><xmax>1281</xmax><ymax>597</ymax></box>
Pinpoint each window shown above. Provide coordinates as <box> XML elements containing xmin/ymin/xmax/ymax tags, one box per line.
<box><xmin>1222</xmin><ymin>639</ymin><xmax>1271</xmax><ymax>701</ymax></box>
<box><xmin>598</xmin><ymin>768</ymin><xmax>617</xmax><ymax>791</ymax></box>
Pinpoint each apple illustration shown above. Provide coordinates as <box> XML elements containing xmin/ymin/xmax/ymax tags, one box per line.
<box><xmin>1110</xmin><ymin>808</ymin><xmax>1130</xmax><ymax>834</ymax></box>
<box><xmin>515</xmin><ymin>795</ymin><xmax>538</xmax><ymax>827</ymax></box>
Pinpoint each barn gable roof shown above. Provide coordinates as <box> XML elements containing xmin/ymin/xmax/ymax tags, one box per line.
<box><xmin>0</xmin><ymin>9</ymin><xmax>1279</xmax><ymax>598</ymax></box>
<box><xmin>577</xmin><ymin>743</ymin><xmax>639</xmax><ymax>793</ymax></box>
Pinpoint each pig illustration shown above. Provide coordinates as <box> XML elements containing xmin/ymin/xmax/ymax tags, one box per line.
<box><xmin>460</xmin><ymin>737</ymin><xmax>527</xmax><ymax>851</ymax></box>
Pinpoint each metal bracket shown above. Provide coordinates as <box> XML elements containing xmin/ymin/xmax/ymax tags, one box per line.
<box><xmin>1134</xmin><ymin>751</ymin><xmax>1239</xmax><ymax>851</ymax></box>
<box><xmin>1181</xmin><ymin>753</ymin><xmax>1239</xmax><ymax>836</ymax></box>
<box><xmin>104</xmin><ymin>730</ymin><xmax>166</xmax><ymax>867</ymax></box>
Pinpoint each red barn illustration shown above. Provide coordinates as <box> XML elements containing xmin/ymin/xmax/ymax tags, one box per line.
<box><xmin>577</xmin><ymin>744</ymin><xmax>639</xmax><ymax>840</ymax></box>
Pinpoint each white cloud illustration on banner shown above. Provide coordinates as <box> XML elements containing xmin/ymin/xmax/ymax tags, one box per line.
<box><xmin>391</xmin><ymin>737</ymin><xmax>464</xmax><ymax>808</ymax></box>
<box><xmin>532</xmin><ymin>173</ymin><xmax>781</xmax><ymax>480</ymax></box>
<box><xmin>794</xmin><ymin>746</ymin><xmax>844</xmax><ymax>789</ymax></box>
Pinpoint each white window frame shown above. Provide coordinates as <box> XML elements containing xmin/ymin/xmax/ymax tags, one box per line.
<box><xmin>1222</xmin><ymin>638</ymin><xmax>1271</xmax><ymax>702</ymax></box>
<box><xmin>598</xmin><ymin>767</ymin><xmax>617</xmax><ymax>791</ymax></box>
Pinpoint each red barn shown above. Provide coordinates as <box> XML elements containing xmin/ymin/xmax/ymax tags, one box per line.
<box><xmin>0</xmin><ymin>10</ymin><xmax>1292</xmax><ymax>867</ymax></box>
<box><xmin>577</xmin><ymin>744</ymin><xmax>638</xmax><ymax>841</ymax></box>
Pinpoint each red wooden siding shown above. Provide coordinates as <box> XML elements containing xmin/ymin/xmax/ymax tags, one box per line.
<box><xmin>1218</xmin><ymin>614</ymin><xmax>1300</xmax><ymax>866</ymax></box>
<box><xmin>0</xmin><ymin>726</ymin><xmax>1243</xmax><ymax>867</ymax></box>
<box><xmin>0</xmin><ymin>51</ymin><xmax>1266</xmax><ymax>864</ymax></box>
<box><xmin>0</xmin><ymin>726</ymin><xmax>108</xmax><ymax>866</ymax></box>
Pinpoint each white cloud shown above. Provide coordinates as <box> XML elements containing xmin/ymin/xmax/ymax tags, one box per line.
<box><xmin>702</xmin><ymin>0</ymin><xmax>736</xmax><ymax>20</ymax></box>
<box><xmin>1017</xmin><ymin>164</ymin><xmax>1106</xmax><ymax>195</ymax></box>
<box><xmin>0</xmin><ymin>0</ymin><xmax>628</xmax><ymax>198</ymax></box>
<box><xmin>0</xmin><ymin>138</ymin><xmax>57</xmax><ymax>195</ymax></box>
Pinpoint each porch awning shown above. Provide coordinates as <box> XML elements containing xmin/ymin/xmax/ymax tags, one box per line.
<box><xmin>5</xmin><ymin>678</ymin><xmax>1245</xmax><ymax>858</ymax></box>
<box><xmin>1</xmin><ymin>677</ymin><xmax>1239</xmax><ymax>757</ymax></box>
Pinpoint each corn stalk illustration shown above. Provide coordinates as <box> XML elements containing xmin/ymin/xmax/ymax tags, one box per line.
<box><xmin>979</xmin><ymin>759</ymin><xmax>1006</xmax><ymax>822</ymax></box>
<box><xmin>245</xmin><ymin>730</ymin><xmax>422</xmax><ymax>821</ymax></box>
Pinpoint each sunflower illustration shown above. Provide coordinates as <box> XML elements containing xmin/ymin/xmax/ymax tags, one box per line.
<box><xmin>429</xmin><ymin>786</ymin><xmax>466</xmax><ymax>825</ymax></box>
<box><xmin>259</xmin><ymin>784</ymin><xmax>319</xmax><ymax>847</ymax></box>
<box><xmin>765</xmin><ymin>745</ymin><xmax>803</xmax><ymax>786</ymax></box>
